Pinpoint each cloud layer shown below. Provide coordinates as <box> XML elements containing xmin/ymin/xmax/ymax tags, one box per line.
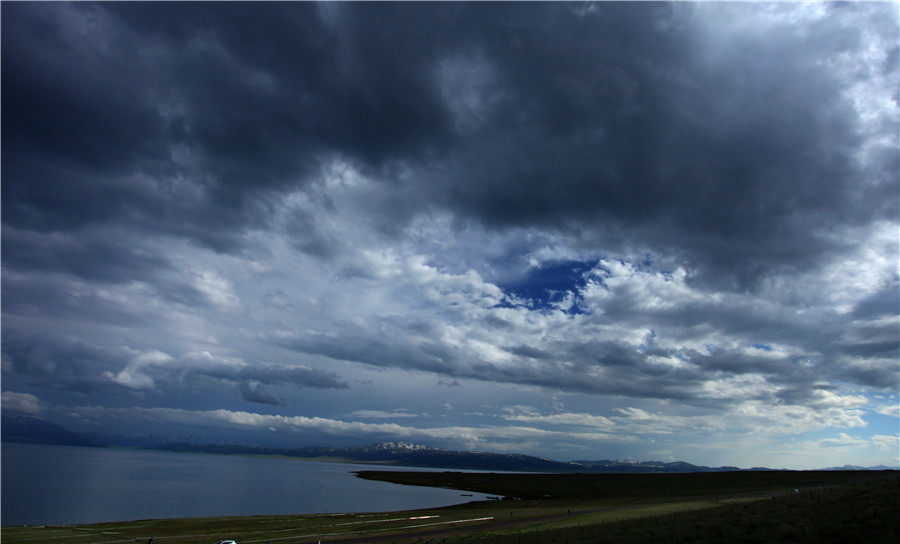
<box><xmin>2</xmin><ymin>2</ymin><xmax>897</xmax><ymax>468</ymax></box>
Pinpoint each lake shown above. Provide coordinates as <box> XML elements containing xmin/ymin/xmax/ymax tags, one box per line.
<box><xmin>1</xmin><ymin>442</ymin><xmax>491</xmax><ymax>526</ymax></box>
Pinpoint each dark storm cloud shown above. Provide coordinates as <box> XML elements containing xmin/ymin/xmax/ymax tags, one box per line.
<box><xmin>238</xmin><ymin>381</ymin><xmax>286</xmax><ymax>406</ymax></box>
<box><xmin>421</xmin><ymin>2</ymin><xmax>895</xmax><ymax>289</ymax></box>
<box><xmin>851</xmin><ymin>277</ymin><xmax>900</xmax><ymax>319</ymax></box>
<box><xmin>838</xmin><ymin>361</ymin><xmax>900</xmax><ymax>390</ymax></box>
<box><xmin>505</xmin><ymin>345</ymin><xmax>554</xmax><ymax>361</ymax></box>
<box><xmin>285</xmin><ymin>209</ymin><xmax>340</xmax><ymax>259</ymax></box>
<box><xmin>180</xmin><ymin>353</ymin><xmax>350</xmax><ymax>393</ymax></box>
<box><xmin>1</xmin><ymin>1</ymin><xmax>453</xmax><ymax>245</ymax></box>
<box><xmin>274</xmin><ymin>324</ymin><xmax>778</xmax><ymax>405</ymax></box>
<box><xmin>2</xmin><ymin>271</ymin><xmax>147</xmax><ymax>327</ymax></box>
<box><xmin>1</xmin><ymin>331</ymin><xmax>348</xmax><ymax>404</ymax></box>
<box><xmin>278</xmin><ymin>330</ymin><xmax>459</xmax><ymax>377</ymax></box>
<box><xmin>3</xmin><ymin>2</ymin><xmax>283</xmax><ymax>250</ymax></box>
<box><xmin>0</xmin><ymin>227</ymin><xmax>226</xmax><ymax>315</ymax></box>
<box><xmin>1</xmin><ymin>333</ymin><xmax>131</xmax><ymax>394</ymax></box>
<box><xmin>1</xmin><ymin>227</ymin><xmax>170</xmax><ymax>283</ymax></box>
<box><xmin>4</xmin><ymin>2</ymin><xmax>895</xmax><ymax>289</ymax></box>
<box><xmin>2</xmin><ymin>0</ymin><xmax>897</xmax><ymax>461</ymax></box>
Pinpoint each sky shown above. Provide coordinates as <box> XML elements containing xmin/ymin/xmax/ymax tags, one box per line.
<box><xmin>2</xmin><ymin>1</ymin><xmax>898</xmax><ymax>470</ymax></box>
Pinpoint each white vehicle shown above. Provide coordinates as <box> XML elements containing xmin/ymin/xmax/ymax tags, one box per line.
<box><xmin>216</xmin><ymin>541</ymin><xmax>237</xmax><ymax>544</ymax></box>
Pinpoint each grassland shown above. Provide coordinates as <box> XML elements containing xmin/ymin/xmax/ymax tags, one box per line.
<box><xmin>480</xmin><ymin>476</ymin><xmax>899</xmax><ymax>544</ymax></box>
<box><xmin>2</xmin><ymin>470</ymin><xmax>896</xmax><ymax>544</ymax></box>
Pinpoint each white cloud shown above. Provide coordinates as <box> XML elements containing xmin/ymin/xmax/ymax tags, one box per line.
<box><xmin>503</xmin><ymin>411</ymin><xmax>615</xmax><ymax>429</ymax></box>
<box><xmin>194</xmin><ymin>270</ymin><xmax>241</xmax><ymax>310</ymax></box>
<box><xmin>816</xmin><ymin>433</ymin><xmax>868</xmax><ymax>448</ymax></box>
<box><xmin>607</xmin><ymin>393</ymin><xmax>868</xmax><ymax>437</ymax></box>
<box><xmin>1</xmin><ymin>391</ymin><xmax>45</xmax><ymax>415</ymax></box>
<box><xmin>871</xmin><ymin>434</ymin><xmax>899</xmax><ymax>453</ymax></box>
<box><xmin>348</xmin><ymin>409</ymin><xmax>421</xmax><ymax>419</ymax></box>
<box><xmin>611</xmin><ymin>407</ymin><xmax>727</xmax><ymax>435</ymax></box>
<box><xmin>103</xmin><ymin>349</ymin><xmax>173</xmax><ymax>391</ymax></box>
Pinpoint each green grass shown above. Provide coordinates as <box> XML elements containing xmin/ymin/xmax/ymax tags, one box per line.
<box><xmin>3</xmin><ymin>471</ymin><xmax>896</xmax><ymax>544</ymax></box>
<box><xmin>355</xmin><ymin>468</ymin><xmax>896</xmax><ymax>501</ymax></box>
<box><xmin>457</xmin><ymin>475</ymin><xmax>900</xmax><ymax>544</ymax></box>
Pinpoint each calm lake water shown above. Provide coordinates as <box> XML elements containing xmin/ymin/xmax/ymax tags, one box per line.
<box><xmin>1</xmin><ymin>442</ymin><xmax>490</xmax><ymax>526</ymax></box>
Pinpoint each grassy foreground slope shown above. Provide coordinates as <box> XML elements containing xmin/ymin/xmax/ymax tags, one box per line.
<box><xmin>453</xmin><ymin>475</ymin><xmax>899</xmax><ymax>544</ymax></box>
<box><xmin>2</xmin><ymin>471</ymin><xmax>896</xmax><ymax>544</ymax></box>
<box><xmin>355</xmin><ymin>469</ymin><xmax>893</xmax><ymax>501</ymax></box>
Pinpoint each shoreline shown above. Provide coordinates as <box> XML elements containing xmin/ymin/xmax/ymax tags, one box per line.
<box><xmin>3</xmin><ymin>474</ymin><xmax>895</xmax><ymax>543</ymax></box>
<box><xmin>1</xmin><ymin>442</ymin><xmax>494</xmax><ymax>528</ymax></box>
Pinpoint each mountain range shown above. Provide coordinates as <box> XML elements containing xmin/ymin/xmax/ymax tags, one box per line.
<box><xmin>4</xmin><ymin>414</ymin><xmax>896</xmax><ymax>473</ymax></box>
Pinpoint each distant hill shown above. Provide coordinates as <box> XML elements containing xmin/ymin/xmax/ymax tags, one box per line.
<box><xmin>4</xmin><ymin>415</ymin><xmax>896</xmax><ymax>472</ymax></box>
<box><xmin>156</xmin><ymin>440</ymin><xmax>580</xmax><ymax>472</ymax></box>
<box><xmin>1</xmin><ymin>413</ymin><xmax>103</xmax><ymax>447</ymax></box>
<box><xmin>570</xmin><ymin>458</ymin><xmax>745</xmax><ymax>473</ymax></box>
<box><xmin>819</xmin><ymin>464</ymin><xmax>900</xmax><ymax>471</ymax></box>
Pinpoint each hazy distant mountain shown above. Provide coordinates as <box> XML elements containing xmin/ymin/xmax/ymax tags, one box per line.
<box><xmin>1</xmin><ymin>413</ymin><xmax>103</xmax><ymax>447</ymax></box>
<box><xmin>572</xmin><ymin>459</ymin><xmax>724</xmax><ymax>473</ymax></box>
<box><xmin>4</xmin><ymin>416</ymin><xmax>895</xmax><ymax>473</ymax></box>
<box><xmin>151</xmin><ymin>441</ymin><xmax>765</xmax><ymax>472</ymax></box>
<box><xmin>157</xmin><ymin>440</ymin><xmax>580</xmax><ymax>472</ymax></box>
<box><xmin>335</xmin><ymin>442</ymin><xmax>580</xmax><ymax>471</ymax></box>
<box><xmin>819</xmin><ymin>464</ymin><xmax>900</xmax><ymax>471</ymax></box>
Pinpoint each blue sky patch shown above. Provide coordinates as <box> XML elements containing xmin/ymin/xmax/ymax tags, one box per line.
<box><xmin>499</xmin><ymin>259</ymin><xmax>595</xmax><ymax>311</ymax></box>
